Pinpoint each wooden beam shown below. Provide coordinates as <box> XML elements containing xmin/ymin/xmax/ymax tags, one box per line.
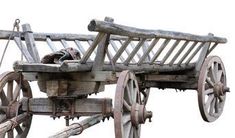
<box><xmin>22</xmin><ymin>24</ymin><xmax>40</xmax><ymax>62</ymax></box>
<box><xmin>14</xmin><ymin>37</ymin><xmax>34</xmax><ymax>62</ymax></box>
<box><xmin>112</xmin><ymin>38</ymin><xmax>131</xmax><ymax>64</ymax></box>
<box><xmin>88</xmin><ymin>19</ymin><xmax>227</xmax><ymax>43</ymax></box>
<box><xmin>169</xmin><ymin>40</ymin><xmax>189</xmax><ymax>65</ymax></box>
<box><xmin>46</xmin><ymin>37</ymin><xmax>57</xmax><ymax>52</ymax></box>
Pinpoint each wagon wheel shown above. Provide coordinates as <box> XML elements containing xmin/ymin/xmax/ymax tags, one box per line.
<box><xmin>114</xmin><ymin>70</ymin><xmax>152</xmax><ymax>138</ymax></box>
<box><xmin>198</xmin><ymin>56</ymin><xmax>229</xmax><ymax>122</ymax></box>
<box><xmin>0</xmin><ymin>72</ymin><xmax>32</xmax><ymax>138</ymax></box>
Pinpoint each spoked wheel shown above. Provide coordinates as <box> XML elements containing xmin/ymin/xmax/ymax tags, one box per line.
<box><xmin>114</xmin><ymin>70</ymin><xmax>152</xmax><ymax>138</ymax></box>
<box><xmin>198</xmin><ymin>56</ymin><xmax>229</xmax><ymax>122</ymax></box>
<box><xmin>139</xmin><ymin>88</ymin><xmax>150</xmax><ymax>105</ymax></box>
<box><xmin>0</xmin><ymin>72</ymin><xmax>32</xmax><ymax>138</ymax></box>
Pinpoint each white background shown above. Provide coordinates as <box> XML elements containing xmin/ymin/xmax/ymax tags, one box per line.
<box><xmin>0</xmin><ymin>0</ymin><xmax>234</xmax><ymax>138</ymax></box>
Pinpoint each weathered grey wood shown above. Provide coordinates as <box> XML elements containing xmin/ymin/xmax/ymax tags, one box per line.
<box><xmin>195</xmin><ymin>41</ymin><xmax>210</xmax><ymax>71</ymax></box>
<box><xmin>92</xmin><ymin>17</ymin><xmax>113</xmax><ymax>71</ymax></box>
<box><xmin>0</xmin><ymin>113</ymin><xmax>28</xmax><ymax>135</ymax></box>
<box><xmin>21</xmin><ymin>98</ymin><xmax>112</xmax><ymax>116</ymax></box>
<box><xmin>60</xmin><ymin>39</ymin><xmax>69</xmax><ymax>48</ymax></box>
<box><xmin>138</xmin><ymin>38</ymin><xmax>159</xmax><ymax>65</ymax></box>
<box><xmin>22</xmin><ymin>24</ymin><xmax>40</xmax><ymax>62</ymax></box>
<box><xmin>143</xmin><ymin>42</ymin><xmax>155</xmax><ymax>57</ymax></box>
<box><xmin>49</xmin><ymin>115</ymin><xmax>103</xmax><ymax>138</ymax></box>
<box><xmin>207</xmin><ymin>42</ymin><xmax>218</xmax><ymax>55</ymax></box>
<box><xmin>150</xmin><ymin>39</ymin><xmax>171</xmax><ymax>64</ymax></box>
<box><xmin>177</xmin><ymin>41</ymin><xmax>198</xmax><ymax>65</ymax></box>
<box><xmin>112</xmin><ymin>38</ymin><xmax>131</xmax><ymax>64</ymax></box>
<box><xmin>185</xmin><ymin>42</ymin><xmax>205</xmax><ymax>64</ymax></box>
<box><xmin>119</xmin><ymin>40</ymin><xmax>136</xmax><ymax>62</ymax></box>
<box><xmin>14</xmin><ymin>37</ymin><xmax>34</xmax><ymax>62</ymax></box>
<box><xmin>169</xmin><ymin>40</ymin><xmax>189</xmax><ymax>65</ymax></box>
<box><xmin>124</xmin><ymin>39</ymin><xmax>146</xmax><ymax>65</ymax></box>
<box><xmin>74</xmin><ymin>40</ymin><xmax>86</xmax><ymax>55</ymax></box>
<box><xmin>161</xmin><ymin>40</ymin><xmax>181</xmax><ymax>65</ymax></box>
<box><xmin>46</xmin><ymin>37</ymin><xmax>57</xmax><ymax>52</ymax></box>
<box><xmin>14</xmin><ymin>61</ymin><xmax>195</xmax><ymax>73</ymax></box>
<box><xmin>145</xmin><ymin>74</ymin><xmax>190</xmax><ymax>82</ymax></box>
<box><xmin>130</xmin><ymin>42</ymin><xmax>141</xmax><ymax>59</ymax></box>
<box><xmin>88</xmin><ymin>19</ymin><xmax>227</xmax><ymax>43</ymax></box>
<box><xmin>110</xmin><ymin>40</ymin><xmax>125</xmax><ymax>62</ymax></box>
<box><xmin>80</xmin><ymin>33</ymin><xmax>105</xmax><ymax>63</ymax></box>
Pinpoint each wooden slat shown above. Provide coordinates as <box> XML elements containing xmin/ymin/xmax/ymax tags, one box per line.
<box><xmin>110</xmin><ymin>40</ymin><xmax>125</xmax><ymax>62</ymax></box>
<box><xmin>207</xmin><ymin>43</ymin><xmax>218</xmax><ymax>55</ymax></box>
<box><xmin>80</xmin><ymin>33</ymin><xmax>105</xmax><ymax>63</ymax></box>
<box><xmin>138</xmin><ymin>38</ymin><xmax>159</xmax><ymax>65</ymax></box>
<box><xmin>195</xmin><ymin>42</ymin><xmax>210</xmax><ymax>71</ymax></box>
<box><xmin>169</xmin><ymin>40</ymin><xmax>189</xmax><ymax>65</ymax></box>
<box><xmin>177</xmin><ymin>41</ymin><xmax>198</xmax><ymax>65</ymax></box>
<box><xmin>22</xmin><ymin>24</ymin><xmax>40</xmax><ymax>62</ymax></box>
<box><xmin>143</xmin><ymin>42</ymin><xmax>155</xmax><ymax>57</ymax></box>
<box><xmin>185</xmin><ymin>42</ymin><xmax>205</xmax><ymax>64</ymax></box>
<box><xmin>14</xmin><ymin>37</ymin><xmax>34</xmax><ymax>62</ymax></box>
<box><xmin>112</xmin><ymin>38</ymin><xmax>131</xmax><ymax>64</ymax></box>
<box><xmin>160</xmin><ymin>40</ymin><xmax>181</xmax><ymax>65</ymax></box>
<box><xmin>150</xmin><ymin>39</ymin><xmax>171</xmax><ymax>64</ymax></box>
<box><xmin>46</xmin><ymin>37</ymin><xmax>57</xmax><ymax>52</ymax></box>
<box><xmin>74</xmin><ymin>40</ymin><xmax>86</xmax><ymax>55</ymax></box>
<box><xmin>120</xmin><ymin>41</ymin><xmax>136</xmax><ymax>62</ymax></box>
<box><xmin>60</xmin><ymin>39</ymin><xmax>69</xmax><ymax>48</ymax></box>
<box><xmin>130</xmin><ymin>42</ymin><xmax>141</xmax><ymax>59</ymax></box>
<box><xmin>124</xmin><ymin>39</ymin><xmax>146</xmax><ymax>65</ymax></box>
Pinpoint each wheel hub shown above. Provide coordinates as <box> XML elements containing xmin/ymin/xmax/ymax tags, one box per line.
<box><xmin>131</xmin><ymin>103</ymin><xmax>152</xmax><ymax>126</ymax></box>
<box><xmin>213</xmin><ymin>82</ymin><xmax>230</xmax><ymax>98</ymax></box>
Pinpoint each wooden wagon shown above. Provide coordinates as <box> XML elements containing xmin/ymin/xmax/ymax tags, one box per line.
<box><xmin>0</xmin><ymin>17</ymin><xmax>229</xmax><ymax>138</ymax></box>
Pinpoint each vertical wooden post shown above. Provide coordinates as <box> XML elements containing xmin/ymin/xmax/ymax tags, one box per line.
<box><xmin>92</xmin><ymin>17</ymin><xmax>114</xmax><ymax>71</ymax></box>
<box><xmin>22</xmin><ymin>24</ymin><xmax>40</xmax><ymax>62</ymax></box>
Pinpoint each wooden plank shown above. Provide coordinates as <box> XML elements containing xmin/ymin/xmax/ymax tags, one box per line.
<box><xmin>46</xmin><ymin>37</ymin><xmax>57</xmax><ymax>52</ymax></box>
<box><xmin>138</xmin><ymin>38</ymin><xmax>159</xmax><ymax>65</ymax></box>
<box><xmin>14</xmin><ymin>61</ymin><xmax>195</xmax><ymax>73</ymax></box>
<box><xmin>169</xmin><ymin>40</ymin><xmax>189</xmax><ymax>65</ymax></box>
<box><xmin>21</xmin><ymin>98</ymin><xmax>112</xmax><ymax>116</ymax></box>
<box><xmin>177</xmin><ymin>41</ymin><xmax>198</xmax><ymax>65</ymax></box>
<box><xmin>124</xmin><ymin>39</ymin><xmax>146</xmax><ymax>65</ymax></box>
<box><xmin>80</xmin><ymin>33</ymin><xmax>105</xmax><ymax>63</ymax></box>
<box><xmin>150</xmin><ymin>39</ymin><xmax>171</xmax><ymax>64</ymax></box>
<box><xmin>185</xmin><ymin>42</ymin><xmax>205</xmax><ymax>64</ymax></box>
<box><xmin>207</xmin><ymin>42</ymin><xmax>218</xmax><ymax>55</ymax></box>
<box><xmin>14</xmin><ymin>37</ymin><xmax>34</xmax><ymax>62</ymax></box>
<box><xmin>74</xmin><ymin>40</ymin><xmax>86</xmax><ymax>56</ymax></box>
<box><xmin>143</xmin><ymin>42</ymin><xmax>155</xmax><ymax>57</ymax></box>
<box><xmin>60</xmin><ymin>39</ymin><xmax>69</xmax><ymax>48</ymax></box>
<box><xmin>110</xmin><ymin>40</ymin><xmax>125</xmax><ymax>62</ymax></box>
<box><xmin>88</xmin><ymin>19</ymin><xmax>227</xmax><ymax>43</ymax></box>
<box><xmin>112</xmin><ymin>38</ymin><xmax>131</xmax><ymax>64</ymax></box>
<box><xmin>22</xmin><ymin>24</ymin><xmax>40</xmax><ymax>62</ymax></box>
<box><xmin>161</xmin><ymin>40</ymin><xmax>181</xmax><ymax>65</ymax></box>
<box><xmin>145</xmin><ymin>74</ymin><xmax>190</xmax><ymax>82</ymax></box>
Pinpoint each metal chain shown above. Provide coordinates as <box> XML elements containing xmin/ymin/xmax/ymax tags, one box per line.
<box><xmin>0</xmin><ymin>19</ymin><xmax>21</xmax><ymax>67</ymax></box>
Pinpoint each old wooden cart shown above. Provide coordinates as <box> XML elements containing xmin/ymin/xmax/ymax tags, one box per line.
<box><xmin>0</xmin><ymin>17</ymin><xmax>229</xmax><ymax>138</ymax></box>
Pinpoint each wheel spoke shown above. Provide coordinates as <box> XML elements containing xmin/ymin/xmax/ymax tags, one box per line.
<box><xmin>0</xmin><ymin>114</ymin><xmax>7</xmax><ymax>122</ymax></box>
<box><xmin>214</xmin><ymin>97</ymin><xmax>219</xmax><ymax>113</ymax></box>
<box><xmin>204</xmin><ymin>88</ymin><xmax>214</xmax><ymax>95</ymax></box>
<box><xmin>208</xmin><ymin>67</ymin><xmax>216</xmax><ymax>83</ymax></box>
<box><xmin>15</xmin><ymin>125</ymin><xmax>23</xmax><ymax>134</ymax></box>
<box><xmin>206</xmin><ymin>95</ymin><xmax>214</xmax><ymax>110</ymax></box>
<box><xmin>129</xmin><ymin>127</ymin><xmax>133</xmax><ymax>138</ymax></box>
<box><xmin>217</xmin><ymin>70</ymin><xmax>223</xmax><ymax>83</ymax></box>
<box><xmin>133</xmin><ymin>127</ymin><xmax>139</xmax><ymax>138</ymax></box>
<box><xmin>206</xmin><ymin>77</ymin><xmax>214</xmax><ymax>87</ymax></box>
<box><xmin>125</xmin><ymin>86</ymin><xmax>132</xmax><ymax>104</ymax></box>
<box><xmin>209</xmin><ymin>97</ymin><xmax>216</xmax><ymax>115</ymax></box>
<box><xmin>124</xmin><ymin>122</ymin><xmax>132</xmax><ymax>138</ymax></box>
<box><xmin>0</xmin><ymin>90</ymin><xmax>9</xmax><ymax>106</ymax></box>
<box><xmin>13</xmin><ymin>84</ymin><xmax>21</xmax><ymax>102</ymax></box>
<box><xmin>123</xmin><ymin>100</ymin><xmax>131</xmax><ymax>111</ymax></box>
<box><xmin>7</xmin><ymin>81</ymin><xmax>13</xmax><ymax>101</ymax></box>
<box><xmin>122</xmin><ymin>114</ymin><xmax>131</xmax><ymax>125</ymax></box>
<box><xmin>213</xmin><ymin>62</ymin><xmax>219</xmax><ymax>82</ymax></box>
